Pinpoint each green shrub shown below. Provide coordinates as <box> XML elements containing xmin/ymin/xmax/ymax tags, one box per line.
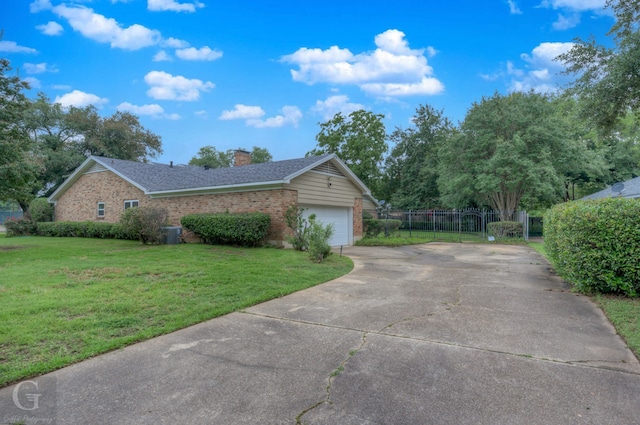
<box><xmin>4</xmin><ymin>218</ymin><xmax>36</xmax><ymax>237</ymax></box>
<box><xmin>307</xmin><ymin>216</ymin><xmax>334</xmax><ymax>263</ymax></box>
<box><xmin>120</xmin><ymin>206</ymin><xmax>169</xmax><ymax>244</ymax></box>
<box><xmin>487</xmin><ymin>221</ymin><xmax>523</xmax><ymax>238</ymax></box>
<box><xmin>28</xmin><ymin>198</ymin><xmax>54</xmax><ymax>223</ymax></box>
<box><xmin>284</xmin><ymin>205</ymin><xmax>311</xmax><ymax>251</ymax></box>
<box><xmin>362</xmin><ymin>210</ymin><xmax>374</xmax><ymax>220</ymax></box>
<box><xmin>544</xmin><ymin>199</ymin><xmax>640</xmax><ymax>297</ymax></box>
<box><xmin>36</xmin><ymin>221</ymin><xmax>134</xmax><ymax>239</ymax></box>
<box><xmin>363</xmin><ymin>219</ymin><xmax>402</xmax><ymax>237</ymax></box>
<box><xmin>181</xmin><ymin>212</ymin><xmax>271</xmax><ymax>247</ymax></box>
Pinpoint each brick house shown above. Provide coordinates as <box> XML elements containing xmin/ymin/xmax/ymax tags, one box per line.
<box><xmin>47</xmin><ymin>151</ymin><xmax>378</xmax><ymax>246</ymax></box>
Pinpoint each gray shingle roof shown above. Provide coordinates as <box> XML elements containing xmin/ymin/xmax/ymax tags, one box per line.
<box><xmin>92</xmin><ymin>154</ymin><xmax>335</xmax><ymax>193</ymax></box>
<box><xmin>580</xmin><ymin>176</ymin><xmax>640</xmax><ymax>200</ymax></box>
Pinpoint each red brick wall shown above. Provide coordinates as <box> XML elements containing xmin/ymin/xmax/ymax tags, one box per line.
<box><xmin>54</xmin><ymin>171</ymin><xmax>299</xmax><ymax>245</ymax></box>
<box><xmin>152</xmin><ymin>189</ymin><xmax>298</xmax><ymax>243</ymax></box>
<box><xmin>54</xmin><ymin>172</ymin><xmax>149</xmax><ymax>223</ymax></box>
<box><xmin>353</xmin><ymin>197</ymin><xmax>363</xmax><ymax>238</ymax></box>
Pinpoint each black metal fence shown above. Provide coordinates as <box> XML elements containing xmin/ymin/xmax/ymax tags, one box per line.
<box><xmin>0</xmin><ymin>211</ymin><xmax>23</xmax><ymax>224</ymax></box>
<box><xmin>364</xmin><ymin>209</ymin><xmax>530</xmax><ymax>242</ymax></box>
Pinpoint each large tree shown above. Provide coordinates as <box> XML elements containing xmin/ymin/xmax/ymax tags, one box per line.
<box><xmin>18</xmin><ymin>97</ymin><xmax>163</xmax><ymax>209</ymax></box>
<box><xmin>438</xmin><ymin>92</ymin><xmax>571</xmax><ymax>218</ymax></box>
<box><xmin>308</xmin><ymin>110</ymin><xmax>387</xmax><ymax>196</ymax></box>
<box><xmin>189</xmin><ymin>146</ymin><xmax>272</xmax><ymax>168</ymax></box>
<box><xmin>558</xmin><ymin>0</ymin><xmax>640</xmax><ymax>131</ymax></box>
<box><xmin>0</xmin><ymin>58</ymin><xmax>36</xmax><ymax>205</ymax></box>
<box><xmin>383</xmin><ymin>105</ymin><xmax>455</xmax><ymax>209</ymax></box>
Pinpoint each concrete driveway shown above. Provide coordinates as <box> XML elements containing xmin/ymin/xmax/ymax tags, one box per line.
<box><xmin>2</xmin><ymin>243</ymin><xmax>639</xmax><ymax>424</ymax></box>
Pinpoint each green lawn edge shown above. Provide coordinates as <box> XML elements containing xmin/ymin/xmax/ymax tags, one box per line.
<box><xmin>0</xmin><ymin>235</ymin><xmax>353</xmax><ymax>387</ymax></box>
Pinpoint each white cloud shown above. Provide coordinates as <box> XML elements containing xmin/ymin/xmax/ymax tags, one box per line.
<box><xmin>219</xmin><ymin>104</ymin><xmax>265</xmax><ymax>120</ymax></box>
<box><xmin>507</xmin><ymin>0</ymin><xmax>522</xmax><ymax>14</ymax></box>
<box><xmin>508</xmin><ymin>42</ymin><xmax>574</xmax><ymax>92</ymax></box>
<box><xmin>24</xmin><ymin>77</ymin><xmax>41</xmax><ymax>89</ymax></box>
<box><xmin>52</xmin><ymin>4</ymin><xmax>161</xmax><ymax>50</ymax></box>
<box><xmin>542</xmin><ymin>0</ymin><xmax>607</xmax><ymax>30</ymax></box>
<box><xmin>36</xmin><ymin>21</ymin><xmax>64</xmax><ymax>36</ymax></box>
<box><xmin>281</xmin><ymin>29</ymin><xmax>444</xmax><ymax>98</ymax></box>
<box><xmin>24</xmin><ymin>62</ymin><xmax>55</xmax><ymax>74</ymax></box>
<box><xmin>54</xmin><ymin>90</ymin><xmax>108</xmax><ymax>108</ymax></box>
<box><xmin>162</xmin><ymin>37</ymin><xmax>189</xmax><ymax>48</ymax></box>
<box><xmin>116</xmin><ymin>101</ymin><xmax>181</xmax><ymax>119</ymax></box>
<box><xmin>247</xmin><ymin>106</ymin><xmax>302</xmax><ymax>128</ymax></box>
<box><xmin>144</xmin><ymin>71</ymin><xmax>214</xmax><ymax>101</ymax></box>
<box><xmin>0</xmin><ymin>41</ymin><xmax>38</xmax><ymax>54</ymax></box>
<box><xmin>194</xmin><ymin>110</ymin><xmax>208</xmax><ymax>118</ymax></box>
<box><xmin>552</xmin><ymin>13</ymin><xmax>581</xmax><ymax>30</ymax></box>
<box><xmin>175</xmin><ymin>46</ymin><xmax>223</xmax><ymax>61</ymax></box>
<box><xmin>542</xmin><ymin>0</ymin><xmax>606</xmax><ymax>11</ymax></box>
<box><xmin>30</xmin><ymin>0</ymin><xmax>52</xmax><ymax>13</ymax></box>
<box><xmin>148</xmin><ymin>0</ymin><xmax>205</xmax><ymax>13</ymax></box>
<box><xmin>153</xmin><ymin>50</ymin><xmax>173</xmax><ymax>61</ymax></box>
<box><xmin>312</xmin><ymin>95</ymin><xmax>365</xmax><ymax>120</ymax></box>
<box><xmin>521</xmin><ymin>42</ymin><xmax>574</xmax><ymax>66</ymax></box>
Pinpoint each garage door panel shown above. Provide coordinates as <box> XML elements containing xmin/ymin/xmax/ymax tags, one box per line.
<box><xmin>301</xmin><ymin>205</ymin><xmax>350</xmax><ymax>246</ymax></box>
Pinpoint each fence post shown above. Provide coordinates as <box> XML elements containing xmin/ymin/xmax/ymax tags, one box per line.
<box><xmin>409</xmin><ymin>210</ymin><xmax>412</xmax><ymax>238</ymax></box>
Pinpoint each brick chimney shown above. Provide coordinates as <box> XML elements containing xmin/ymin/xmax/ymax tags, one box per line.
<box><xmin>234</xmin><ymin>149</ymin><xmax>252</xmax><ymax>167</ymax></box>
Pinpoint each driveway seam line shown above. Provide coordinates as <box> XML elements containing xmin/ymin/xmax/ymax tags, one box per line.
<box><xmin>242</xmin><ymin>310</ymin><xmax>640</xmax><ymax>376</ymax></box>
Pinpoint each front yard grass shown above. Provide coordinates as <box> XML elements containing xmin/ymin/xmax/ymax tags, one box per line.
<box><xmin>0</xmin><ymin>235</ymin><xmax>353</xmax><ymax>387</ymax></box>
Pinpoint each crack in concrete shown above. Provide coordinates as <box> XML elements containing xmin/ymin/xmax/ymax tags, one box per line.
<box><xmin>295</xmin><ymin>332</ymin><xmax>368</xmax><ymax>425</ymax></box>
<box><xmin>241</xmin><ymin>311</ymin><xmax>640</xmax><ymax>377</ymax></box>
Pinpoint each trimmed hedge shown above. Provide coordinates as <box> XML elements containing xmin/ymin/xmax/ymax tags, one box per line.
<box><xmin>36</xmin><ymin>221</ymin><xmax>135</xmax><ymax>240</ymax></box>
<box><xmin>4</xmin><ymin>218</ymin><xmax>36</xmax><ymax>237</ymax></box>
<box><xmin>363</xmin><ymin>218</ymin><xmax>402</xmax><ymax>237</ymax></box>
<box><xmin>487</xmin><ymin>221</ymin><xmax>523</xmax><ymax>238</ymax></box>
<box><xmin>544</xmin><ymin>199</ymin><xmax>640</xmax><ymax>297</ymax></box>
<box><xmin>181</xmin><ymin>212</ymin><xmax>271</xmax><ymax>247</ymax></box>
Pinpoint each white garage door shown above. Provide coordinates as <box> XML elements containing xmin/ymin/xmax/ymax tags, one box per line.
<box><xmin>302</xmin><ymin>205</ymin><xmax>351</xmax><ymax>246</ymax></box>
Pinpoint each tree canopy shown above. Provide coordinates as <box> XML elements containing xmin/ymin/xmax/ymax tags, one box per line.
<box><xmin>384</xmin><ymin>104</ymin><xmax>455</xmax><ymax>209</ymax></box>
<box><xmin>559</xmin><ymin>0</ymin><xmax>640</xmax><ymax>131</ymax></box>
<box><xmin>189</xmin><ymin>146</ymin><xmax>272</xmax><ymax>168</ymax></box>
<box><xmin>0</xmin><ymin>58</ymin><xmax>36</xmax><ymax>205</ymax></box>
<box><xmin>308</xmin><ymin>110</ymin><xmax>387</xmax><ymax>196</ymax></box>
<box><xmin>18</xmin><ymin>96</ymin><xmax>163</xmax><ymax>209</ymax></box>
<box><xmin>438</xmin><ymin>92</ymin><xmax>572</xmax><ymax>218</ymax></box>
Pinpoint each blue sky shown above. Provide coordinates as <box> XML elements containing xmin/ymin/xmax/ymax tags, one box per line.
<box><xmin>1</xmin><ymin>0</ymin><xmax>614</xmax><ymax>165</ymax></box>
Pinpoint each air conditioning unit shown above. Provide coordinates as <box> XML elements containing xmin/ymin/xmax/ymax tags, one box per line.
<box><xmin>163</xmin><ymin>226</ymin><xmax>182</xmax><ymax>244</ymax></box>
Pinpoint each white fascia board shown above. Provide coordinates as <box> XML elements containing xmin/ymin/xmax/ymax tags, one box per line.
<box><xmin>148</xmin><ymin>180</ymin><xmax>285</xmax><ymax>198</ymax></box>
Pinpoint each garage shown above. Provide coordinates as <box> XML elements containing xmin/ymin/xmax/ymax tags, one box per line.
<box><xmin>302</xmin><ymin>205</ymin><xmax>352</xmax><ymax>246</ymax></box>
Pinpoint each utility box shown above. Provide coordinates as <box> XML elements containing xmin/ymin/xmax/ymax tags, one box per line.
<box><xmin>163</xmin><ymin>226</ymin><xmax>182</xmax><ymax>244</ymax></box>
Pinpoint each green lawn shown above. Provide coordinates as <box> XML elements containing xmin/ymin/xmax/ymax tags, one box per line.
<box><xmin>0</xmin><ymin>235</ymin><xmax>353</xmax><ymax>387</ymax></box>
<box><xmin>356</xmin><ymin>230</ymin><xmax>523</xmax><ymax>246</ymax></box>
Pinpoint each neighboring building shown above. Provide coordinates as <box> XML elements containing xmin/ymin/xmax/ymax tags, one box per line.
<box><xmin>47</xmin><ymin>151</ymin><xmax>378</xmax><ymax>246</ymax></box>
<box><xmin>580</xmin><ymin>176</ymin><xmax>640</xmax><ymax>201</ymax></box>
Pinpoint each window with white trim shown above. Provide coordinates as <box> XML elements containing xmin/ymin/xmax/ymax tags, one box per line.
<box><xmin>97</xmin><ymin>202</ymin><xmax>105</xmax><ymax>217</ymax></box>
<box><xmin>124</xmin><ymin>200</ymin><xmax>139</xmax><ymax>210</ymax></box>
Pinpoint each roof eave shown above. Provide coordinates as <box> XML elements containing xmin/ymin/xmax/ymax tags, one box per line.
<box><xmin>148</xmin><ymin>180</ymin><xmax>286</xmax><ymax>197</ymax></box>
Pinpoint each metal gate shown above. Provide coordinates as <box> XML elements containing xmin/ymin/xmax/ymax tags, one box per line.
<box><xmin>366</xmin><ymin>209</ymin><xmax>529</xmax><ymax>242</ymax></box>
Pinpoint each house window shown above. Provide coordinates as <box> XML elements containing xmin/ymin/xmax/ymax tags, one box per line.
<box><xmin>124</xmin><ymin>200</ymin><xmax>139</xmax><ymax>210</ymax></box>
<box><xmin>97</xmin><ymin>202</ymin><xmax>105</xmax><ymax>217</ymax></box>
